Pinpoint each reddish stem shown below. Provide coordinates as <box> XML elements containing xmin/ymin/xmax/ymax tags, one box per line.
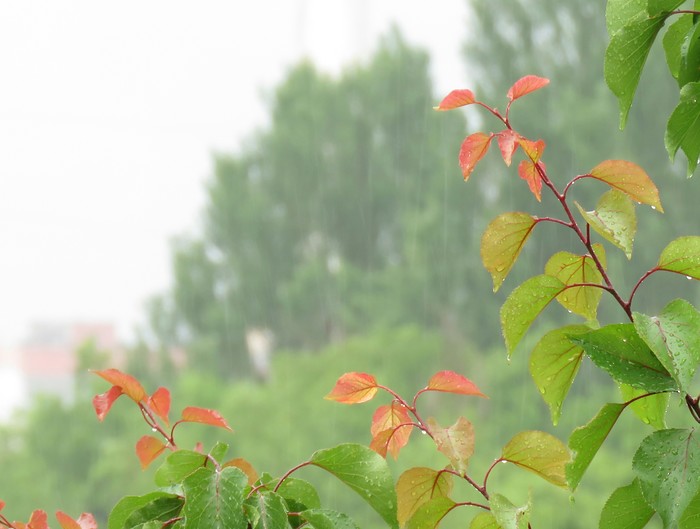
<box><xmin>272</xmin><ymin>461</ymin><xmax>313</xmax><ymax>493</ymax></box>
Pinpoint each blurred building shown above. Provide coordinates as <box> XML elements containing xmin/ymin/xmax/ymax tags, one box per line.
<box><xmin>0</xmin><ymin>322</ymin><xmax>123</xmax><ymax>421</ymax></box>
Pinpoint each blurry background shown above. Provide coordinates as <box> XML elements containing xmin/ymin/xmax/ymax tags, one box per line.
<box><xmin>0</xmin><ymin>1</ymin><xmax>694</xmax><ymax>527</ymax></box>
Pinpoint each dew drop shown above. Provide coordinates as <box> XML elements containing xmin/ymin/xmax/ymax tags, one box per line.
<box><xmin>687</xmin><ymin>276</ymin><xmax>693</xmax><ymax>280</ymax></box>
<box><xmin>651</xmin><ymin>206</ymin><xmax>656</xmax><ymax>210</ymax></box>
<box><xmin>152</xmin><ymin>427</ymin><xmax>157</xmax><ymax>432</ymax></box>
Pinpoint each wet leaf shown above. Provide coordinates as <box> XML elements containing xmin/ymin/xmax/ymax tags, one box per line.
<box><xmin>517</xmin><ymin>159</ymin><xmax>543</xmax><ymax>201</ymax></box>
<box><xmin>490</xmin><ymin>493</ymin><xmax>530</xmax><ymax>529</ymax></box>
<box><xmin>434</xmin><ymin>89</ymin><xmax>476</xmax><ymax>110</ymax></box>
<box><xmin>619</xmin><ymin>383</ymin><xmax>668</xmax><ymax>430</ymax></box>
<box><xmin>248</xmin><ymin>492</ymin><xmax>288</xmax><ymax>529</ymax></box>
<box><xmin>529</xmin><ymin>325</ymin><xmax>589</xmax><ymax>425</ymax></box>
<box><xmin>470</xmin><ymin>513</ymin><xmax>500</xmax><ymax>529</ymax></box>
<box><xmin>56</xmin><ymin>512</ymin><xmax>97</xmax><ymax>529</ymax></box>
<box><xmin>518</xmin><ymin>138</ymin><xmax>545</xmax><ymax>163</ymax></box>
<box><xmin>92</xmin><ymin>385</ymin><xmax>123</xmax><ymax>422</ymax></box>
<box><xmin>575</xmin><ymin>190</ymin><xmax>636</xmax><ymax>259</ymax></box>
<box><xmin>310</xmin><ymin>444</ymin><xmax>398</xmax><ymax>528</ymax></box>
<box><xmin>108</xmin><ymin>492</ymin><xmax>180</xmax><ymax>529</ymax></box>
<box><xmin>634</xmin><ymin>299</ymin><xmax>700</xmax><ymax>393</ymax></box>
<box><xmin>501</xmin><ymin>430</ymin><xmax>570</xmax><ymax>487</ymax></box>
<box><xmin>370</xmin><ymin>402</ymin><xmax>413</xmax><ymax>459</ymax></box>
<box><xmin>647</xmin><ymin>0</ymin><xmax>686</xmax><ymax>16</ymax></box>
<box><xmin>147</xmin><ymin>387</ymin><xmax>171</xmax><ymax>426</ymax></box>
<box><xmin>123</xmin><ymin>496</ymin><xmax>184</xmax><ymax>528</ymax></box>
<box><xmin>427</xmin><ymin>417</ymin><xmax>475</xmax><ymax>475</ymax></box>
<box><xmin>598</xmin><ymin>479</ymin><xmax>654</xmax><ymax>529</ymax></box>
<box><xmin>665</xmin><ymin>82</ymin><xmax>700</xmax><ymax>176</ymax></box>
<box><xmin>658</xmin><ymin>236</ymin><xmax>700</xmax><ymax>278</ymax></box>
<box><xmin>633</xmin><ymin>428</ymin><xmax>700</xmax><ymax>528</ymax></box>
<box><xmin>497</xmin><ymin>129</ymin><xmax>519</xmax><ymax>166</ymax></box>
<box><xmin>507</xmin><ymin>75</ymin><xmax>550</xmax><ymax>101</ymax></box>
<box><xmin>664</xmin><ymin>14</ymin><xmax>692</xmax><ymax>80</ymax></box>
<box><xmin>570</xmin><ymin>324</ymin><xmax>677</xmax><ymax>392</ymax></box>
<box><xmin>481</xmin><ymin>212</ymin><xmax>537</xmax><ymax>292</ymax></box>
<box><xmin>588</xmin><ymin>160</ymin><xmax>663</xmax><ymax>212</ymax></box>
<box><xmin>426</xmin><ymin>371</ymin><xmax>486</xmax><ymax>397</ymax></box>
<box><xmin>299</xmin><ymin>509</ymin><xmax>360</xmax><ymax>529</ymax></box>
<box><xmin>544</xmin><ymin>249</ymin><xmax>605</xmax><ymax>320</ymax></box>
<box><xmin>406</xmin><ymin>497</ymin><xmax>455</xmax><ymax>529</ymax></box>
<box><xmin>459</xmin><ymin>132</ymin><xmax>492</xmax><ymax>180</ymax></box>
<box><xmin>222</xmin><ymin>458</ymin><xmax>259</xmax><ymax>486</ymax></box>
<box><xmin>500</xmin><ymin>274</ymin><xmax>567</xmax><ymax>357</ymax></box>
<box><xmin>181</xmin><ymin>466</ymin><xmax>248</xmax><ymax>529</ymax></box>
<box><xmin>396</xmin><ymin>467</ymin><xmax>453</xmax><ymax>527</ymax></box>
<box><xmin>325</xmin><ymin>372</ymin><xmax>379</xmax><ymax>404</ymax></box>
<box><xmin>274</xmin><ymin>477</ymin><xmax>321</xmax><ymax>511</ymax></box>
<box><xmin>567</xmin><ymin>402</ymin><xmax>627</xmax><ymax>491</ymax></box>
<box><xmin>680</xmin><ymin>490</ymin><xmax>700</xmax><ymax>528</ymax></box>
<box><xmin>155</xmin><ymin>449</ymin><xmax>208</xmax><ymax>487</ymax></box>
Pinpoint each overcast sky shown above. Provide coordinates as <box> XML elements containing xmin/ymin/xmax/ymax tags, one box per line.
<box><xmin>0</xmin><ymin>0</ymin><xmax>467</xmax><ymax>347</ymax></box>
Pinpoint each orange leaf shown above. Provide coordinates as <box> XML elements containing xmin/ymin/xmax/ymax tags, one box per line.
<box><xmin>369</xmin><ymin>429</ymin><xmax>394</xmax><ymax>458</ymax></box>
<box><xmin>434</xmin><ymin>89</ymin><xmax>477</xmax><ymax>110</ymax></box>
<box><xmin>223</xmin><ymin>457</ymin><xmax>259</xmax><ymax>486</ymax></box>
<box><xmin>519</xmin><ymin>138</ymin><xmax>546</xmax><ymax>163</ymax></box>
<box><xmin>92</xmin><ymin>369</ymin><xmax>146</xmax><ymax>403</ymax></box>
<box><xmin>180</xmin><ymin>406</ymin><xmax>232</xmax><ymax>431</ymax></box>
<box><xmin>459</xmin><ymin>132</ymin><xmax>493</xmax><ymax>180</ymax></box>
<box><xmin>497</xmin><ymin>129</ymin><xmax>520</xmax><ymax>166</ymax></box>
<box><xmin>370</xmin><ymin>403</ymin><xmax>413</xmax><ymax>459</ymax></box>
<box><xmin>507</xmin><ymin>75</ymin><xmax>550</xmax><ymax>101</ymax></box>
<box><xmin>135</xmin><ymin>435</ymin><xmax>167</xmax><ymax>469</ymax></box>
<box><xmin>588</xmin><ymin>160</ymin><xmax>664</xmax><ymax>212</ymax></box>
<box><xmin>426</xmin><ymin>371</ymin><xmax>487</xmax><ymax>398</ymax></box>
<box><xmin>1</xmin><ymin>499</ymin><xmax>6</xmax><ymax>511</ymax></box>
<box><xmin>518</xmin><ymin>159</ymin><xmax>545</xmax><ymax>202</ymax></box>
<box><xmin>324</xmin><ymin>372</ymin><xmax>378</xmax><ymax>404</ymax></box>
<box><xmin>55</xmin><ymin>512</ymin><xmax>94</xmax><ymax>529</ymax></box>
<box><xmin>92</xmin><ymin>385</ymin><xmax>123</xmax><ymax>422</ymax></box>
<box><xmin>27</xmin><ymin>510</ymin><xmax>48</xmax><ymax>529</ymax></box>
<box><xmin>147</xmin><ymin>387</ymin><xmax>171</xmax><ymax>426</ymax></box>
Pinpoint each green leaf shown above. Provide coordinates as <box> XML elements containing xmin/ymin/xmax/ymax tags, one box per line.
<box><xmin>665</xmin><ymin>82</ymin><xmax>700</xmax><ymax>176</ymax></box>
<box><xmin>544</xmin><ymin>250</ymin><xmax>604</xmax><ymax>320</ymax></box>
<box><xmin>633</xmin><ymin>428</ymin><xmax>700</xmax><ymax>528</ymax></box>
<box><xmin>679</xmin><ymin>19</ymin><xmax>700</xmax><ymax>86</ymax></box>
<box><xmin>426</xmin><ymin>417</ymin><xmax>474</xmax><ymax>475</ymax></box>
<box><xmin>490</xmin><ymin>494</ymin><xmax>530</xmax><ymax>529</ymax></box>
<box><xmin>248</xmin><ymin>492</ymin><xmax>290</xmax><ymax>529</ymax></box>
<box><xmin>181</xmin><ymin>466</ymin><xmax>248</xmax><ymax>529</ymax></box>
<box><xmin>575</xmin><ymin>190</ymin><xmax>636</xmax><ymax>259</ymax></box>
<box><xmin>680</xmin><ymin>490</ymin><xmax>700</xmax><ymax>529</ymax></box>
<box><xmin>606</xmin><ymin>0</ymin><xmax>646</xmax><ymax>36</ymax></box>
<box><xmin>634</xmin><ymin>299</ymin><xmax>700</xmax><ymax>393</ymax></box>
<box><xmin>588</xmin><ymin>160</ymin><xmax>664</xmax><ymax>211</ymax></box>
<box><xmin>501</xmin><ymin>430</ymin><xmax>570</xmax><ymax>488</ymax></box>
<box><xmin>529</xmin><ymin>325</ymin><xmax>588</xmax><ymax>425</ymax></box>
<box><xmin>209</xmin><ymin>442</ymin><xmax>228</xmax><ymax>464</ymax></box>
<box><xmin>619</xmin><ymin>383</ymin><xmax>669</xmax><ymax>429</ymax></box>
<box><xmin>124</xmin><ymin>497</ymin><xmax>184</xmax><ymax>529</ymax></box>
<box><xmin>664</xmin><ymin>15</ymin><xmax>693</xmax><ymax>79</ymax></box>
<box><xmin>658</xmin><ymin>236</ymin><xmax>700</xmax><ymax>278</ymax></box>
<box><xmin>570</xmin><ymin>324</ymin><xmax>678</xmax><ymax>392</ymax></box>
<box><xmin>310</xmin><ymin>444</ymin><xmax>398</xmax><ymax>529</ymax></box>
<box><xmin>275</xmin><ymin>478</ymin><xmax>321</xmax><ymax>511</ymax></box>
<box><xmin>598</xmin><ymin>479</ymin><xmax>654</xmax><ymax>529</ymax></box>
<box><xmin>500</xmin><ymin>274</ymin><xmax>566</xmax><ymax>357</ymax></box>
<box><xmin>396</xmin><ymin>468</ymin><xmax>453</xmax><ymax>527</ymax></box>
<box><xmin>154</xmin><ymin>450</ymin><xmax>208</xmax><ymax>487</ymax></box>
<box><xmin>481</xmin><ymin>212</ymin><xmax>537</xmax><ymax>292</ymax></box>
<box><xmin>406</xmin><ymin>497</ymin><xmax>455</xmax><ymax>529</ymax></box>
<box><xmin>470</xmin><ymin>513</ymin><xmax>501</xmax><ymax>529</ymax></box>
<box><xmin>299</xmin><ymin>509</ymin><xmax>360</xmax><ymax>529</ymax></box>
<box><xmin>108</xmin><ymin>493</ymin><xmax>181</xmax><ymax>529</ymax></box>
<box><xmin>605</xmin><ymin>10</ymin><xmax>666</xmax><ymax>128</ymax></box>
<box><xmin>567</xmin><ymin>402</ymin><xmax>627</xmax><ymax>491</ymax></box>
<box><xmin>648</xmin><ymin>0</ymin><xmax>686</xmax><ymax>16</ymax></box>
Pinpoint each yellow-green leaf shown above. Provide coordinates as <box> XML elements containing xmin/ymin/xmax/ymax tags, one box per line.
<box><xmin>575</xmin><ymin>190</ymin><xmax>636</xmax><ymax>259</ymax></box>
<box><xmin>427</xmin><ymin>417</ymin><xmax>475</xmax><ymax>475</ymax></box>
<box><xmin>658</xmin><ymin>236</ymin><xmax>700</xmax><ymax>279</ymax></box>
<box><xmin>588</xmin><ymin>160</ymin><xmax>663</xmax><ymax>212</ymax></box>
<box><xmin>619</xmin><ymin>383</ymin><xmax>668</xmax><ymax>430</ymax></box>
<box><xmin>396</xmin><ymin>468</ymin><xmax>452</xmax><ymax>527</ymax></box>
<box><xmin>501</xmin><ymin>430</ymin><xmax>570</xmax><ymax>488</ymax></box>
<box><xmin>481</xmin><ymin>212</ymin><xmax>537</xmax><ymax>292</ymax></box>
<box><xmin>544</xmin><ymin>248</ymin><xmax>605</xmax><ymax>320</ymax></box>
<box><xmin>470</xmin><ymin>513</ymin><xmax>500</xmax><ymax>529</ymax></box>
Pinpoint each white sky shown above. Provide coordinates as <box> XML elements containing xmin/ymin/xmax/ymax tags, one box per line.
<box><xmin>0</xmin><ymin>0</ymin><xmax>467</xmax><ymax>348</ymax></box>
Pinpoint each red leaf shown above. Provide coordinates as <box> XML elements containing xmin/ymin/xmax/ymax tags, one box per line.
<box><xmin>497</xmin><ymin>130</ymin><xmax>520</xmax><ymax>166</ymax></box>
<box><xmin>92</xmin><ymin>369</ymin><xmax>147</xmax><ymax>403</ymax></box>
<box><xmin>55</xmin><ymin>512</ymin><xmax>95</xmax><ymax>529</ymax></box>
<box><xmin>458</xmin><ymin>132</ymin><xmax>493</xmax><ymax>181</ymax></box>
<box><xmin>518</xmin><ymin>159</ymin><xmax>545</xmax><ymax>202</ymax></box>
<box><xmin>426</xmin><ymin>371</ymin><xmax>487</xmax><ymax>398</ymax></box>
<box><xmin>324</xmin><ymin>372</ymin><xmax>379</xmax><ymax>404</ymax></box>
<box><xmin>369</xmin><ymin>429</ymin><xmax>394</xmax><ymax>458</ymax></box>
<box><xmin>1</xmin><ymin>499</ymin><xmax>5</xmax><ymax>511</ymax></box>
<box><xmin>180</xmin><ymin>406</ymin><xmax>232</xmax><ymax>431</ymax></box>
<box><xmin>147</xmin><ymin>387</ymin><xmax>171</xmax><ymax>426</ymax></box>
<box><xmin>519</xmin><ymin>138</ymin><xmax>546</xmax><ymax>163</ymax></box>
<box><xmin>434</xmin><ymin>89</ymin><xmax>477</xmax><ymax>111</ymax></box>
<box><xmin>370</xmin><ymin>403</ymin><xmax>413</xmax><ymax>459</ymax></box>
<box><xmin>193</xmin><ymin>441</ymin><xmax>204</xmax><ymax>453</ymax></box>
<box><xmin>135</xmin><ymin>435</ymin><xmax>167</xmax><ymax>469</ymax></box>
<box><xmin>92</xmin><ymin>385</ymin><xmax>123</xmax><ymax>422</ymax></box>
<box><xmin>27</xmin><ymin>510</ymin><xmax>48</xmax><ymax>529</ymax></box>
<box><xmin>507</xmin><ymin>75</ymin><xmax>550</xmax><ymax>101</ymax></box>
